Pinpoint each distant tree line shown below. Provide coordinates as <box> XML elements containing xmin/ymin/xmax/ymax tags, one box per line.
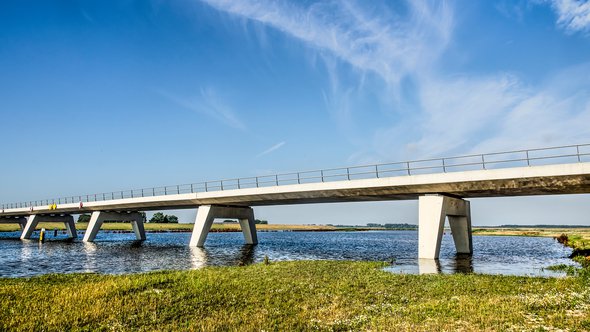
<box><xmin>493</xmin><ymin>225</ymin><xmax>590</xmax><ymax>229</ymax></box>
<box><xmin>366</xmin><ymin>223</ymin><xmax>417</xmax><ymax>229</ymax></box>
<box><xmin>222</xmin><ymin>219</ymin><xmax>268</xmax><ymax>224</ymax></box>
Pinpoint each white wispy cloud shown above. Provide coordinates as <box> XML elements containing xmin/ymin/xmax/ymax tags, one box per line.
<box><xmin>158</xmin><ymin>87</ymin><xmax>246</xmax><ymax>130</ymax></box>
<box><xmin>257</xmin><ymin>141</ymin><xmax>286</xmax><ymax>158</ymax></box>
<box><xmin>200</xmin><ymin>0</ymin><xmax>590</xmax><ymax>164</ymax></box>
<box><xmin>547</xmin><ymin>0</ymin><xmax>590</xmax><ymax>34</ymax></box>
<box><xmin>200</xmin><ymin>0</ymin><xmax>453</xmax><ymax>85</ymax></box>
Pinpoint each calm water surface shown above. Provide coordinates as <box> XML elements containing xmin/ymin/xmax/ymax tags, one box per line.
<box><xmin>0</xmin><ymin>230</ymin><xmax>575</xmax><ymax>278</ymax></box>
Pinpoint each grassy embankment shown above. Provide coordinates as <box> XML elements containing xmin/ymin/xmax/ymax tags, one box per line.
<box><xmin>1</xmin><ymin>260</ymin><xmax>590</xmax><ymax>331</ymax></box>
<box><xmin>1</xmin><ymin>227</ymin><xmax>589</xmax><ymax>330</ymax></box>
<box><xmin>0</xmin><ymin>222</ymin><xmax>346</xmax><ymax>233</ymax></box>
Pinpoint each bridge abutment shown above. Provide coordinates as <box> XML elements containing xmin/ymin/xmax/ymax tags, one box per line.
<box><xmin>20</xmin><ymin>214</ymin><xmax>77</xmax><ymax>240</ymax></box>
<box><xmin>83</xmin><ymin>211</ymin><xmax>145</xmax><ymax>242</ymax></box>
<box><xmin>190</xmin><ymin>205</ymin><xmax>257</xmax><ymax>247</ymax></box>
<box><xmin>418</xmin><ymin>194</ymin><xmax>472</xmax><ymax>259</ymax></box>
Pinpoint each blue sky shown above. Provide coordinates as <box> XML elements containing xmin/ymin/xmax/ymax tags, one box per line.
<box><xmin>1</xmin><ymin>0</ymin><xmax>590</xmax><ymax>225</ymax></box>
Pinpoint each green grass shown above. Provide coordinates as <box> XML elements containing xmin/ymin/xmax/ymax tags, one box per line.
<box><xmin>0</xmin><ymin>222</ymin><xmax>347</xmax><ymax>232</ymax></box>
<box><xmin>1</xmin><ymin>261</ymin><xmax>589</xmax><ymax>331</ymax></box>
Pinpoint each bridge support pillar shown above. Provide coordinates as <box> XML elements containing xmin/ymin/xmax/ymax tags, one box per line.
<box><xmin>190</xmin><ymin>205</ymin><xmax>257</xmax><ymax>247</ymax></box>
<box><xmin>418</xmin><ymin>194</ymin><xmax>472</xmax><ymax>259</ymax></box>
<box><xmin>83</xmin><ymin>211</ymin><xmax>145</xmax><ymax>242</ymax></box>
<box><xmin>20</xmin><ymin>214</ymin><xmax>77</xmax><ymax>240</ymax></box>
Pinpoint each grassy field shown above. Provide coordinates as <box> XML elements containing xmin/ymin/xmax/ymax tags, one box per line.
<box><xmin>0</xmin><ymin>222</ymin><xmax>343</xmax><ymax>232</ymax></box>
<box><xmin>1</xmin><ymin>260</ymin><xmax>589</xmax><ymax>331</ymax></box>
<box><xmin>473</xmin><ymin>227</ymin><xmax>590</xmax><ymax>251</ymax></box>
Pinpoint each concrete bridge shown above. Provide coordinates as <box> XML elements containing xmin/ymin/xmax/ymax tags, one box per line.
<box><xmin>1</xmin><ymin>144</ymin><xmax>589</xmax><ymax>259</ymax></box>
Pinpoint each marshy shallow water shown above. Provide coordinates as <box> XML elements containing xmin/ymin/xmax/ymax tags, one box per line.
<box><xmin>0</xmin><ymin>230</ymin><xmax>574</xmax><ymax>278</ymax></box>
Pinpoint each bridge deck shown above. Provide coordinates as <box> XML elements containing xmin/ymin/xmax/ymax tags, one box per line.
<box><xmin>1</xmin><ymin>162</ymin><xmax>589</xmax><ymax>217</ymax></box>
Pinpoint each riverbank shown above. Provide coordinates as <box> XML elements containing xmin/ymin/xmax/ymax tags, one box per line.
<box><xmin>0</xmin><ymin>222</ymin><xmax>373</xmax><ymax>233</ymax></box>
<box><xmin>0</xmin><ymin>260</ymin><xmax>588</xmax><ymax>331</ymax></box>
<box><xmin>473</xmin><ymin>227</ymin><xmax>590</xmax><ymax>244</ymax></box>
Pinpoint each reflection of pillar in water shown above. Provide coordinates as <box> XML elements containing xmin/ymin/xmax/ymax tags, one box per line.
<box><xmin>20</xmin><ymin>242</ymin><xmax>33</xmax><ymax>263</ymax></box>
<box><xmin>418</xmin><ymin>259</ymin><xmax>441</xmax><ymax>274</ymax></box>
<box><xmin>453</xmin><ymin>254</ymin><xmax>473</xmax><ymax>274</ymax></box>
<box><xmin>238</xmin><ymin>244</ymin><xmax>256</xmax><ymax>265</ymax></box>
<box><xmin>189</xmin><ymin>246</ymin><xmax>208</xmax><ymax>269</ymax></box>
<box><xmin>83</xmin><ymin>242</ymin><xmax>98</xmax><ymax>273</ymax></box>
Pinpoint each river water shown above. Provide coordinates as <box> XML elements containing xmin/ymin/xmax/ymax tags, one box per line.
<box><xmin>0</xmin><ymin>230</ymin><xmax>574</xmax><ymax>278</ymax></box>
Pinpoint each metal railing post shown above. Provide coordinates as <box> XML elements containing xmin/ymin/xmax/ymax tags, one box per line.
<box><xmin>190</xmin><ymin>184</ymin><xmax>193</xmax><ymax>193</ymax></box>
<box><xmin>407</xmin><ymin>162</ymin><xmax>411</xmax><ymax>175</ymax></box>
<box><xmin>205</xmin><ymin>182</ymin><xmax>208</xmax><ymax>192</ymax></box>
<box><xmin>346</xmin><ymin>168</ymin><xmax>350</xmax><ymax>180</ymax></box>
<box><xmin>526</xmin><ymin>151</ymin><xmax>530</xmax><ymax>166</ymax></box>
<box><xmin>481</xmin><ymin>154</ymin><xmax>486</xmax><ymax>170</ymax></box>
<box><xmin>442</xmin><ymin>158</ymin><xmax>446</xmax><ymax>173</ymax></box>
<box><xmin>577</xmin><ymin>145</ymin><xmax>581</xmax><ymax>162</ymax></box>
<box><xmin>237</xmin><ymin>179</ymin><xmax>241</xmax><ymax>189</ymax></box>
<box><xmin>321</xmin><ymin>170</ymin><xmax>324</xmax><ymax>182</ymax></box>
<box><xmin>275</xmin><ymin>175</ymin><xmax>279</xmax><ymax>186</ymax></box>
<box><xmin>221</xmin><ymin>181</ymin><xmax>224</xmax><ymax>190</ymax></box>
<box><xmin>297</xmin><ymin>173</ymin><xmax>300</xmax><ymax>184</ymax></box>
<box><xmin>375</xmin><ymin>165</ymin><xmax>379</xmax><ymax>178</ymax></box>
<box><xmin>255</xmin><ymin>177</ymin><xmax>259</xmax><ymax>188</ymax></box>
<box><xmin>177</xmin><ymin>185</ymin><xmax>180</xmax><ymax>194</ymax></box>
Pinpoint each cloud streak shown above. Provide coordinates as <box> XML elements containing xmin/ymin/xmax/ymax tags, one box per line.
<box><xmin>158</xmin><ymin>87</ymin><xmax>246</xmax><ymax>130</ymax></box>
<box><xmin>257</xmin><ymin>141</ymin><xmax>286</xmax><ymax>158</ymax></box>
<box><xmin>200</xmin><ymin>0</ymin><xmax>453</xmax><ymax>85</ymax></box>
<box><xmin>547</xmin><ymin>0</ymin><xmax>590</xmax><ymax>34</ymax></box>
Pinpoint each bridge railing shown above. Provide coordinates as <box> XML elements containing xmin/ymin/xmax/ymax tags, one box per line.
<box><xmin>2</xmin><ymin>143</ymin><xmax>590</xmax><ymax>210</ymax></box>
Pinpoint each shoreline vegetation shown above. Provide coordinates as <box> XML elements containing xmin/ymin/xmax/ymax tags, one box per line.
<box><xmin>0</xmin><ymin>226</ymin><xmax>589</xmax><ymax>330</ymax></box>
<box><xmin>1</xmin><ymin>261</ymin><xmax>589</xmax><ymax>330</ymax></box>
<box><xmin>0</xmin><ymin>222</ymin><xmax>416</xmax><ymax>233</ymax></box>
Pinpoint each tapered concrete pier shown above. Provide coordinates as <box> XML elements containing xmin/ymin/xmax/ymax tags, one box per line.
<box><xmin>83</xmin><ymin>211</ymin><xmax>145</xmax><ymax>242</ymax></box>
<box><xmin>190</xmin><ymin>205</ymin><xmax>257</xmax><ymax>247</ymax></box>
<box><xmin>418</xmin><ymin>195</ymin><xmax>472</xmax><ymax>259</ymax></box>
<box><xmin>20</xmin><ymin>214</ymin><xmax>77</xmax><ymax>240</ymax></box>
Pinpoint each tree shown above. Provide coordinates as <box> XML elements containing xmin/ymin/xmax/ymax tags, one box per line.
<box><xmin>150</xmin><ymin>212</ymin><xmax>166</xmax><ymax>223</ymax></box>
<box><xmin>255</xmin><ymin>219</ymin><xmax>268</xmax><ymax>224</ymax></box>
<box><xmin>77</xmin><ymin>214</ymin><xmax>91</xmax><ymax>223</ymax></box>
<box><xmin>149</xmin><ymin>212</ymin><xmax>179</xmax><ymax>223</ymax></box>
